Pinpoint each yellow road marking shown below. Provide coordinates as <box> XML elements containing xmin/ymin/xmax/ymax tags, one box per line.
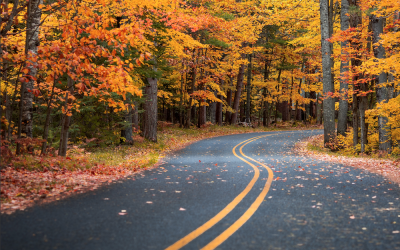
<box><xmin>165</xmin><ymin>134</ymin><xmax>271</xmax><ymax>250</ymax></box>
<box><xmin>201</xmin><ymin>137</ymin><xmax>275</xmax><ymax>250</ymax></box>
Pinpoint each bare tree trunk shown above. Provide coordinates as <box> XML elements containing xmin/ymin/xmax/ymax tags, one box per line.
<box><xmin>320</xmin><ymin>0</ymin><xmax>336</xmax><ymax>144</ymax></box>
<box><xmin>230</xmin><ymin>64</ymin><xmax>245</xmax><ymax>125</ymax></box>
<box><xmin>143</xmin><ymin>77</ymin><xmax>158</xmax><ymax>142</ymax></box>
<box><xmin>337</xmin><ymin>0</ymin><xmax>350</xmax><ymax>136</ymax></box>
<box><xmin>371</xmin><ymin>14</ymin><xmax>391</xmax><ymax>152</ymax></box>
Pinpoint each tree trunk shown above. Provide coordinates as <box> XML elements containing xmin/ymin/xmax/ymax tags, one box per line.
<box><xmin>58</xmin><ymin>76</ymin><xmax>74</xmax><ymax>157</ymax></box>
<box><xmin>185</xmin><ymin>60</ymin><xmax>196</xmax><ymax>128</ymax></box>
<box><xmin>320</xmin><ymin>0</ymin><xmax>336</xmax><ymax>144</ymax></box>
<box><xmin>179</xmin><ymin>73</ymin><xmax>184</xmax><ymax>128</ymax></box>
<box><xmin>282</xmin><ymin>100</ymin><xmax>288</xmax><ymax>121</ymax></box>
<box><xmin>216</xmin><ymin>94</ymin><xmax>223</xmax><ymax>126</ymax></box>
<box><xmin>198</xmin><ymin>102</ymin><xmax>206</xmax><ymax>127</ymax></box>
<box><xmin>316</xmin><ymin>93</ymin><xmax>321</xmax><ymax>123</ymax></box>
<box><xmin>360</xmin><ymin>84</ymin><xmax>368</xmax><ymax>153</ymax></box>
<box><xmin>246</xmin><ymin>54</ymin><xmax>252</xmax><ymax>123</ymax></box>
<box><xmin>263</xmin><ymin>88</ymin><xmax>268</xmax><ymax>127</ymax></box>
<box><xmin>122</xmin><ymin>95</ymin><xmax>133</xmax><ymax>145</ymax></box>
<box><xmin>337</xmin><ymin>0</ymin><xmax>350</xmax><ymax>136</ymax></box>
<box><xmin>352</xmin><ymin>97</ymin><xmax>358</xmax><ymax>146</ymax></box>
<box><xmin>390</xmin><ymin>11</ymin><xmax>399</xmax><ymax>98</ymax></box>
<box><xmin>240</xmin><ymin>101</ymin><xmax>245</xmax><ymax>122</ymax></box>
<box><xmin>132</xmin><ymin>101</ymin><xmax>139</xmax><ymax>132</ymax></box>
<box><xmin>41</xmin><ymin>79</ymin><xmax>56</xmax><ymax>155</ymax></box>
<box><xmin>143</xmin><ymin>77</ymin><xmax>158</xmax><ymax>142</ymax></box>
<box><xmin>230</xmin><ymin>64</ymin><xmax>245</xmax><ymax>125</ymax></box>
<box><xmin>310</xmin><ymin>91</ymin><xmax>316</xmax><ymax>119</ymax></box>
<box><xmin>5</xmin><ymin>91</ymin><xmax>12</xmax><ymax>141</ymax></box>
<box><xmin>371</xmin><ymin>14</ymin><xmax>391</xmax><ymax>151</ymax></box>
<box><xmin>171</xmin><ymin>106</ymin><xmax>175</xmax><ymax>124</ymax></box>
<box><xmin>348</xmin><ymin>0</ymin><xmax>362</xmax><ymax>147</ymax></box>
<box><xmin>22</xmin><ymin>0</ymin><xmax>43</xmax><ymax>139</ymax></box>
<box><xmin>266</xmin><ymin>101</ymin><xmax>270</xmax><ymax>127</ymax></box>
<box><xmin>225</xmin><ymin>77</ymin><xmax>233</xmax><ymax>124</ymax></box>
<box><xmin>210</xmin><ymin>91</ymin><xmax>217</xmax><ymax>124</ymax></box>
<box><xmin>305</xmin><ymin>92</ymin><xmax>310</xmax><ymax>123</ymax></box>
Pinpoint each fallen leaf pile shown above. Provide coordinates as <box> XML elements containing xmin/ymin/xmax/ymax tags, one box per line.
<box><xmin>1</xmin><ymin>164</ymin><xmax>138</xmax><ymax>214</ymax></box>
<box><xmin>295</xmin><ymin>135</ymin><xmax>400</xmax><ymax>185</ymax></box>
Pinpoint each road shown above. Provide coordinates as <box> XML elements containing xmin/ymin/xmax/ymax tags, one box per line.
<box><xmin>2</xmin><ymin>130</ymin><xmax>400</xmax><ymax>250</ymax></box>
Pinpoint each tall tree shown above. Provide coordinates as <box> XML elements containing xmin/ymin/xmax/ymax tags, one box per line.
<box><xmin>319</xmin><ymin>0</ymin><xmax>336</xmax><ymax>144</ymax></box>
<box><xmin>337</xmin><ymin>0</ymin><xmax>350</xmax><ymax>136</ymax></box>
<box><xmin>348</xmin><ymin>0</ymin><xmax>362</xmax><ymax>147</ymax></box>
<box><xmin>230</xmin><ymin>64</ymin><xmax>245</xmax><ymax>125</ymax></box>
<box><xmin>246</xmin><ymin>53</ymin><xmax>252</xmax><ymax>123</ymax></box>
<box><xmin>143</xmin><ymin>76</ymin><xmax>158</xmax><ymax>142</ymax></box>
<box><xmin>371</xmin><ymin>14</ymin><xmax>391</xmax><ymax>152</ymax></box>
<box><xmin>22</xmin><ymin>0</ymin><xmax>42</xmax><ymax>139</ymax></box>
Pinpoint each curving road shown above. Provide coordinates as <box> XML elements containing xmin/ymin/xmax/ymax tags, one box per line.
<box><xmin>2</xmin><ymin>130</ymin><xmax>400</xmax><ymax>249</ymax></box>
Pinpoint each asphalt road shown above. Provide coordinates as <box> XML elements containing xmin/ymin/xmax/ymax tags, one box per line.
<box><xmin>2</xmin><ymin>130</ymin><xmax>400</xmax><ymax>250</ymax></box>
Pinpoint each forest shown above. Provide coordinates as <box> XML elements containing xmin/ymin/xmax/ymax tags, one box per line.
<box><xmin>1</xmin><ymin>0</ymin><xmax>400</xmax><ymax>158</ymax></box>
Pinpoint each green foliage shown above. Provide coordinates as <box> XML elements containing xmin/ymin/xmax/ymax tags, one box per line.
<box><xmin>214</xmin><ymin>11</ymin><xmax>235</xmax><ymax>21</ymax></box>
<box><xmin>204</xmin><ymin>37</ymin><xmax>231</xmax><ymax>48</ymax></box>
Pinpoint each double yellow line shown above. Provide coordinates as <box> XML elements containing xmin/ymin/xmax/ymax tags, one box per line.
<box><xmin>166</xmin><ymin>134</ymin><xmax>275</xmax><ymax>250</ymax></box>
